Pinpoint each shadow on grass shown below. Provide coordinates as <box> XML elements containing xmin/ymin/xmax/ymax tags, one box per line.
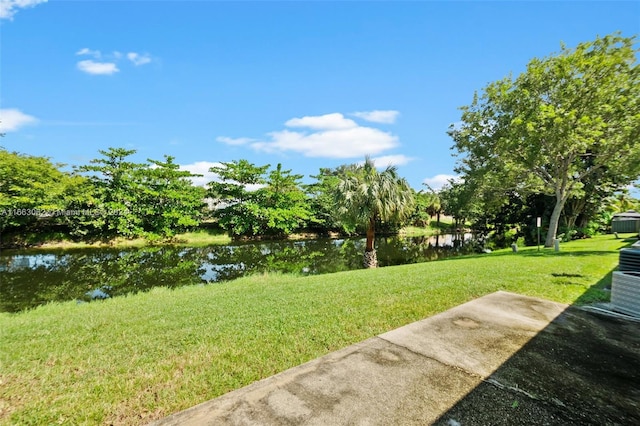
<box><xmin>573</xmin><ymin>269</ymin><xmax>615</xmax><ymax>305</ymax></box>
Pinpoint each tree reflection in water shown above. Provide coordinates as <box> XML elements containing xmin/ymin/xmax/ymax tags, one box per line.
<box><xmin>0</xmin><ymin>234</ymin><xmax>474</xmax><ymax>312</ymax></box>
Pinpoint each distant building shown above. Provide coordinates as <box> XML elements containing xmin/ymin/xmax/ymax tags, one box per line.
<box><xmin>611</xmin><ymin>210</ymin><xmax>640</xmax><ymax>233</ymax></box>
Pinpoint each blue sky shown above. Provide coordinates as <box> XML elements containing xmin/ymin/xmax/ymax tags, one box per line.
<box><xmin>1</xmin><ymin>0</ymin><xmax>639</xmax><ymax>190</ymax></box>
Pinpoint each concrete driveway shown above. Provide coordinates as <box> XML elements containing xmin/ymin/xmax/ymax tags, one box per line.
<box><xmin>151</xmin><ymin>291</ymin><xmax>640</xmax><ymax>425</ymax></box>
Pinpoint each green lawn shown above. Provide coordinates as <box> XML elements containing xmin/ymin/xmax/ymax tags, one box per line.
<box><xmin>401</xmin><ymin>216</ymin><xmax>456</xmax><ymax>236</ymax></box>
<box><xmin>0</xmin><ymin>234</ymin><xmax>634</xmax><ymax>425</ymax></box>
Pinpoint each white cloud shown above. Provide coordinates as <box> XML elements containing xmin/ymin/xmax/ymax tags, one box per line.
<box><xmin>252</xmin><ymin>126</ymin><xmax>398</xmax><ymax>159</ymax></box>
<box><xmin>179</xmin><ymin>161</ymin><xmax>222</xmax><ymax>187</ymax></box>
<box><xmin>0</xmin><ymin>108</ymin><xmax>37</xmax><ymax>132</ymax></box>
<box><xmin>423</xmin><ymin>174</ymin><xmax>462</xmax><ymax>191</ymax></box>
<box><xmin>127</xmin><ymin>52</ymin><xmax>152</xmax><ymax>66</ymax></box>
<box><xmin>220</xmin><ymin>112</ymin><xmax>401</xmax><ymax>159</ymax></box>
<box><xmin>0</xmin><ymin>0</ymin><xmax>47</xmax><ymax>20</ymax></box>
<box><xmin>368</xmin><ymin>155</ymin><xmax>414</xmax><ymax>168</ymax></box>
<box><xmin>77</xmin><ymin>60</ymin><xmax>119</xmax><ymax>75</ymax></box>
<box><xmin>352</xmin><ymin>110</ymin><xmax>400</xmax><ymax>124</ymax></box>
<box><xmin>216</xmin><ymin>136</ymin><xmax>255</xmax><ymax>146</ymax></box>
<box><xmin>285</xmin><ymin>113</ymin><xmax>357</xmax><ymax>130</ymax></box>
<box><xmin>76</xmin><ymin>47</ymin><xmax>101</xmax><ymax>58</ymax></box>
<box><xmin>75</xmin><ymin>48</ymin><xmax>152</xmax><ymax>74</ymax></box>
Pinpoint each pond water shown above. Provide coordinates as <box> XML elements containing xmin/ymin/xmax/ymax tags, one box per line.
<box><xmin>0</xmin><ymin>234</ymin><xmax>475</xmax><ymax>313</ymax></box>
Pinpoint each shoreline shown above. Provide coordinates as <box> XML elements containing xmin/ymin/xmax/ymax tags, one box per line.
<box><xmin>0</xmin><ymin>223</ymin><xmax>457</xmax><ymax>251</ymax></box>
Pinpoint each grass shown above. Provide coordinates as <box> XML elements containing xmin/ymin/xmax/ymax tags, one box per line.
<box><xmin>0</xmin><ymin>234</ymin><xmax>635</xmax><ymax>425</ymax></box>
<box><xmin>400</xmin><ymin>217</ymin><xmax>456</xmax><ymax>236</ymax></box>
<box><xmin>8</xmin><ymin>229</ymin><xmax>232</xmax><ymax>250</ymax></box>
<box><xmin>166</xmin><ymin>230</ymin><xmax>232</xmax><ymax>246</ymax></box>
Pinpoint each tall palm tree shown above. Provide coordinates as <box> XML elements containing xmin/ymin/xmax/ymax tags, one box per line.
<box><xmin>334</xmin><ymin>158</ymin><xmax>414</xmax><ymax>268</ymax></box>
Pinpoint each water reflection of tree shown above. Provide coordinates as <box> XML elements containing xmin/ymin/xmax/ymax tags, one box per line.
<box><xmin>201</xmin><ymin>239</ymin><xmax>360</xmax><ymax>281</ymax></box>
<box><xmin>376</xmin><ymin>234</ymin><xmax>476</xmax><ymax>267</ymax></box>
<box><xmin>1</xmin><ymin>234</ymin><xmax>478</xmax><ymax>312</ymax></box>
<box><xmin>0</xmin><ymin>254</ymin><xmax>76</xmax><ymax>313</ymax></box>
<box><xmin>0</xmin><ymin>248</ymin><xmax>206</xmax><ymax>313</ymax></box>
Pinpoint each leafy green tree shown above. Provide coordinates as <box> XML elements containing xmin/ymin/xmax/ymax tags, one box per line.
<box><xmin>607</xmin><ymin>190</ymin><xmax>638</xmax><ymax>213</ymax></box>
<box><xmin>74</xmin><ymin>149</ymin><xmax>207</xmax><ymax>239</ymax></box>
<box><xmin>208</xmin><ymin>159</ymin><xmax>270</xmax><ymax>236</ymax></box>
<box><xmin>305</xmin><ymin>167</ymin><xmax>355</xmax><ymax>233</ymax></box>
<box><xmin>424</xmin><ymin>191</ymin><xmax>442</xmax><ymax>221</ymax></box>
<box><xmin>209</xmin><ymin>160</ymin><xmax>311</xmax><ymax>236</ymax></box>
<box><xmin>412</xmin><ymin>186</ymin><xmax>443</xmax><ymax>227</ymax></box>
<box><xmin>138</xmin><ymin>156</ymin><xmax>206</xmax><ymax>238</ymax></box>
<box><xmin>449</xmin><ymin>33</ymin><xmax>640</xmax><ymax>247</ymax></box>
<box><xmin>409</xmin><ymin>190</ymin><xmax>435</xmax><ymax>227</ymax></box>
<box><xmin>0</xmin><ymin>149</ymin><xmax>68</xmax><ymax>233</ymax></box>
<box><xmin>439</xmin><ymin>180</ymin><xmax>477</xmax><ymax>230</ymax></box>
<box><xmin>209</xmin><ymin>159</ymin><xmax>269</xmax><ymax>203</ymax></box>
<box><xmin>261</xmin><ymin>163</ymin><xmax>312</xmax><ymax>235</ymax></box>
<box><xmin>77</xmin><ymin>147</ymin><xmax>145</xmax><ymax>238</ymax></box>
<box><xmin>57</xmin><ymin>173</ymin><xmax>99</xmax><ymax>238</ymax></box>
<box><xmin>558</xmin><ymin>167</ymin><xmax>623</xmax><ymax>237</ymax></box>
<box><xmin>333</xmin><ymin>157</ymin><xmax>414</xmax><ymax>268</ymax></box>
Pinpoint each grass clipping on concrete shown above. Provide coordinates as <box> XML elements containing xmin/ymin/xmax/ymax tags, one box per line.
<box><xmin>0</xmin><ymin>235</ymin><xmax>632</xmax><ymax>425</ymax></box>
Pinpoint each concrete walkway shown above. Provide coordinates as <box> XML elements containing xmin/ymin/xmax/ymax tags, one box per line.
<box><xmin>151</xmin><ymin>291</ymin><xmax>640</xmax><ymax>425</ymax></box>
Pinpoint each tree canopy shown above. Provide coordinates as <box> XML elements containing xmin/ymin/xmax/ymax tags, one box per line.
<box><xmin>0</xmin><ymin>149</ymin><xmax>69</xmax><ymax>232</ymax></box>
<box><xmin>75</xmin><ymin>148</ymin><xmax>205</xmax><ymax>239</ymax></box>
<box><xmin>449</xmin><ymin>33</ymin><xmax>640</xmax><ymax>246</ymax></box>
<box><xmin>208</xmin><ymin>160</ymin><xmax>312</xmax><ymax>236</ymax></box>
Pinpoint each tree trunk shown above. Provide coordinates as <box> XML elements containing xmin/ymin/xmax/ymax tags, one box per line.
<box><xmin>545</xmin><ymin>195</ymin><xmax>567</xmax><ymax>247</ymax></box>
<box><xmin>366</xmin><ymin>216</ymin><xmax>375</xmax><ymax>251</ymax></box>
<box><xmin>364</xmin><ymin>216</ymin><xmax>377</xmax><ymax>268</ymax></box>
<box><xmin>363</xmin><ymin>249</ymin><xmax>378</xmax><ymax>268</ymax></box>
<box><xmin>566</xmin><ymin>215</ymin><xmax>577</xmax><ymax>236</ymax></box>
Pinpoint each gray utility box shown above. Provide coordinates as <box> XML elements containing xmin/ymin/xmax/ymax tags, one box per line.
<box><xmin>612</xmin><ymin>247</ymin><xmax>640</xmax><ymax>317</ymax></box>
<box><xmin>619</xmin><ymin>247</ymin><xmax>640</xmax><ymax>272</ymax></box>
<box><xmin>611</xmin><ymin>271</ymin><xmax>640</xmax><ymax>317</ymax></box>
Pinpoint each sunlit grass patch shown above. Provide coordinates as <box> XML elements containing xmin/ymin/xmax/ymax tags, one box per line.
<box><xmin>170</xmin><ymin>230</ymin><xmax>232</xmax><ymax>246</ymax></box>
